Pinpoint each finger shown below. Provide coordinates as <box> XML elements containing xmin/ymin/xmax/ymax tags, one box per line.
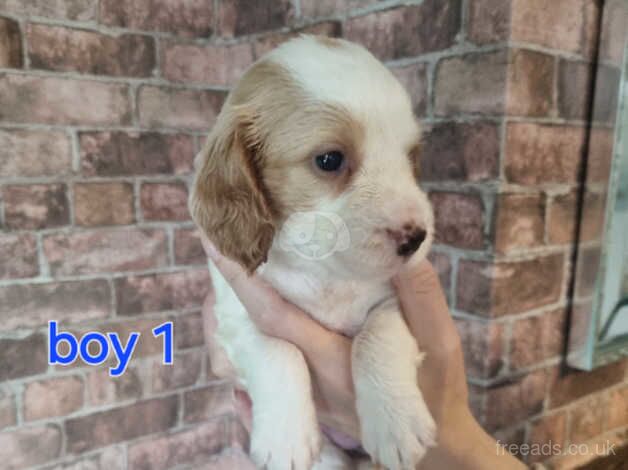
<box><xmin>234</xmin><ymin>389</ymin><xmax>253</xmax><ymax>433</ymax></box>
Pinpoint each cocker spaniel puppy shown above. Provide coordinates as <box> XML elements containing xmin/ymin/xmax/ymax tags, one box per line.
<box><xmin>190</xmin><ymin>35</ymin><xmax>435</xmax><ymax>470</ymax></box>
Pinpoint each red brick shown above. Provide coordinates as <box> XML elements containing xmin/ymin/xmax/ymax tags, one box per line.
<box><xmin>41</xmin><ymin>446</ymin><xmax>125</xmax><ymax>470</ymax></box>
<box><xmin>65</xmin><ymin>396</ymin><xmax>178</xmax><ymax>454</ymax></box>
<box><xmin>494</xmin><ymin>193</ymin><xmax>545</xmax><ymax>253</ymax></box>
<box><xmin>137</xmin><ymin>85</ymin><xmax>225</xmax><ymax>130</ymax></box>
<box><xmin>300</xmin><ymin>0</ymin><xmax>379</xmax><ymax>18</ymax></box>
<box><xmin>74</xmin><ymin>182</ymin><xmax>135</xmax><ymax>227</ymax></box>
<box><xmin>607</xmin><ymin>385</ymin><xmax>628</xmax><ymax>430</ymax></box>
<box><xmin>587</xmin><ymin>128</ymin><xmax>614</xmax><ymax>183</ymax></box>
<box><xmin>0</xmin><ymin>425</ymin><xmax>62</xmax><ymax>468</ymax></box>
<box><xmin>86</xmin><ymin>367</ymin><xmax>144</xmax><ymax>406</ymax></box>
<box><xmin>0</xmin><ymin>74</ymin><xmax>131</xmax><ymax>126</ymax></box>
<box><xmin>0</xmin><ymin>333</ymin><xmax>47</xmax><ymax>381</ymax></box>
<box><xmin>527</xmin><ymin>412</ymin><xmax>567</xmax><ymax>463</ymax></box>
<box><xmin>510</xmin><ymin>0</ymin><xmax>589</xmax><ymax>54</ymax></box>
<box><xmin>105</xmin><ymin>317</ymin><xmax>174</xmax><ymax>358</ymax></box>
<box><xmin>0</xmin><ymin>233</ymin><xmax>38</xmax><ymax>280</ymax></box>
<box><xmin>390</xmin><ymin>63</ymin><xmax>428</xmax><ymax>117</ymax></box>
<box><xmin>140</xmin><ymin>182</ymin><xmax>190</xmax><ymax>221</ymax></box>
<box><xmin>345</xmin><ymin>1</ymin><xmax>461</xmax><ymax>60</ymax></box>
<box><xmin>567</xmin><ymin>301</ymin><xmax>593</xmax><ymax>356</ymax></box>
<box><xmin>569</xmin><ymin>395</ymin><xmax>606</xmax><ymax>444</ymax></box>
<box><xmin>0</xmin><ymin>390</ymin><xmax>16</xmax><ymax>430</ymax></box>
<box><xmin>0</xmin><ymin>17</ymin><xmax>22</xmax><ymax>68</ymax></box>
<box><xmin>0</xmin><ymin>280</ymin><xmax>110</xmax><ymax>331</ymax></box>
<box><xmin>547</xmin><ymin>190</ymin><xmax>605</xmax><ymax>244</ymax></box>
<box><xmin>115</xmin><ymin>268</ymin><xmax>210</xmax><ymax>315</ymax></box>
<box><xmin>558</xmin><ymin>59</ymin><xmax>594</xmax><ymax>120</ymax></box>
<box><xmin>510</xmin><ymin>309</ymin><xmax>566</xmax><ymax>369</ymax></box>
<box><xmin>549</xmin><ymin>360</ymin><xmax>627</xmax><ymax>408</ymax></box>
<box><xmin>420</xmin><ymin>121</ymin><xmax>500</xmax><ymax>182</ymax></box>
<box><xmin>493</xmin><ymin>427</ymin><xmax>526</xmax><ymax>458</ymax></box>
<box><xmin>100</xmin><ymin>0</ymin><xmax>213</xmax><ymax>36</ymax></box>
<box><xmin>218</xmin><ymin>0</ymin><xmax>293</xmax><ymax>37</ymax></box>
<box><xmin>162</xmin><ymin>41</ymin><xmax>253</xmax><ymax>86</ymax></box>
<box><xmin>195</xmin><ymin>452</ymin><xmax>256</xmax><ymax>470</ymax></box>
<box><xmin>43</xmin><ymin>228</ymin><xmax>168</xmax><ymax>276</ymax></box>
<box><xmin>174</xmin><ymin>228</ymin><xmax>206</xmax><ymax>265</ymax></box>
<box><xmin>183</xmin><ymin>382</ymin><xmax>235</xmax><ymax>423</ymax></box>
<box><xmin>456</xmin><ymin>254</ymin><xmax>564</xmax><ymax>316</ymax></box>
<box><xmin>128</xmin><ymin>416</ymin><xmax>247</xmax><ymax>470</ymax></box>
<box><xmin>0</xmin><ymin>0</ymin><xmax>97</xmax><ymax>20</ymax></box>
<box><xmin>454</xmin><ymin>318</ymin><xmax>503</xmax><ymax>378</ymax></box>
<box><xmin>80</xmin><ymin>131</ymin><xmax>194</xmax><ymax>177</ymax></box>
<box><xmin>23</xmin><ymin>376</ymin><xmax>84</xmax><ymax>421</ymax></box>
<box><xmin>467</xmin><ymin>0</ymin><xmax>510</xmax><ymax>44</ymax></box>
<box><xmin>428</xmin><ymin>251</ymin><xmax>452</xmax><ymax>293</ymax></box>
<box><xmin>251</xmin><ymin>21</ymin><xmax>341</xmax><ymax>59</ymax></box>
<box><xmin>3</xmin><ymin>184</ymin><xmax>69</xmax><ymax>230</ymax></box>
<box><xmin>27</xmin><ymin>25</ymin><xmax>155</xmax><ymax>77</ymax></box>
<box><xmin>434</xmin><ymin>50</ymin><xmax>508</xmax><ymax>116</ymax></box>
<box><xmin>504</xmin><ymin>123</ymin><xmax>585</xmax><ymax>185</ymax></box>
<box><xmin>430</xmin><ymin>192</ymin><xmax>484</xmax><ymax>249</ymax></box>
<box><xmin>175</xmin><ymin>311</ymin><xmax>205</xmax><ymax>349</ymax></box>
<box><xmin>0</xmin><ymin>129</ymin><xmax>72</xmax><ymax>178</ymax></box>
<box><xmin>506</xmin><ymin>49</ymin><xmax>554</xmax><ymax>117</ymax></box>
<box><xmin>152</xmin><ymin>349</ymin><xmax>202</xmax><ymax>392</ymax></box>
<box><xmin>485</xmin><ymin>369</ymin><xmax>549</xmax><ymax>431</ymax></box>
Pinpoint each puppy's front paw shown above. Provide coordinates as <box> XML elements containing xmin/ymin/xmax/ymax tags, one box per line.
<box><xmin>250</xmin><ymin>407</ymin><xmax>321</xmax><ymax>470</ymax></box>
<box><xmin>357</xmin><ymin>387</ymin><xmax>436</xmax><ymax>470</ymax></box>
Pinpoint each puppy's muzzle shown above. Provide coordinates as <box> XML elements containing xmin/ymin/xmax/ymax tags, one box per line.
<box><xmin>387</xmin><ymin>226</ymin><xmax>427</xmax><ymax>257</ymax></box>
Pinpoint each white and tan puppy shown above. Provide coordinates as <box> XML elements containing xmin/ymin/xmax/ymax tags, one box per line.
<box><xmin>190</xmin><ymin>35</ymin><xmax>435</xmax><ymax>470</ymax></box>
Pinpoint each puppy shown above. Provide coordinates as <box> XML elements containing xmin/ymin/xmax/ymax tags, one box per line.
<box><xmin>190</xmin><ymin>35</ymin><xmax>435</xmax><ymax>470</ymax></box>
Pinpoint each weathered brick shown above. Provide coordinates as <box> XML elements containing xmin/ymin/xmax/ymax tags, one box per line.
<box><xmin>467</xmin><ymin>0</ymin><xmax>510</xmax><ymax>44</ymax></box>
<box><xmin>390</xmin><ymin>63</ymin><xmax>428</xmax><ymax>117</ymax></box>
<box><xmin>0</xmin><ymin>129</ymin><xmax>72</xmax><ymax>178</ymax></box>
<box><xmin>152</xmin><ymin>350</ymin><xmax>201</xmax><ymax>392</ymax></box>
<box><xmin>40</xmin><ymin>446</ymin><xmax>125</xmax><ymax>470</ymax></box>
<box><xmin>456</xmin><ymin>254</ymin><xmax>564</xmax><ymax>316</ymax></box>
<box><xmin>607</xmin><ymin>385</ymin><xmax>628</xmax><ymax>430</ymax></box>
<box><xmin>504</xmin><ymin>123</ymin><xmax>585</xmax><ymax>185</ymax></box>
<box><xmin>43</xmin><ymin>228</ymin><xmax>168</xmax><ymax>276</ymax></box>
<box><xmin>183</xmin><ymin>382</ymin><xmax>235</xmax><ymax>423</ymax></box>
<box><xmin>300</xmin><ymin>0</ymin><xmax>379</xmax><ymax>18</ymax></box>
<box><xmin>345</xmin><ymin>0</ymin><xmax>461</xmax><ymax>60</ymax></box>
<box><xmin>128</xmin><ymin>416</ymin><xmax>247</xmax><ymax>470</ymax></box>
<box><xmin>427</xmin><ymin>251</ymin><xmax>452</xmax><ymax>293</ymax></box>
<box><xmin>434</xmin><ymin>50</ymin><xmax>508</xmax><ymax>116</ymax></box>
<box><xmin>100</xmin><ymin>0</ymin><xmax>213</xmax><ymax>36</ymax></box>
<box><xmin>587</xmin><ymin>128</ymin><xmax>614</xmax><ymax>183</ymax></box>
<box><xmin>420</xmin><ymin>121</ymin><xmax>499</xmax><ymax>182</ymax></box>
<box><xmin>251</xmin><ymin>21</ymin><xmax>341</xmax><ymax>59</ymax></box>
<box><xmin>162</xmin><ymin>41</ymin><xmax>253</xmax><ymax>86</ymax></box>
<box><xmin>569</xmin><ymin>395</ymin><xmax>606</xmax><ymax>444</ymax></box>
<box><xmin>506</xmin><ymin>49</ymin><xmax>554</xmax><ymax>117</ymax></box>
<box><xmin>218</xmin><ymin>0</ymin><xmax>293</xmax><ymax>37</ymax></box>
<box><xmin>174</xmin><ymin>311</ymin><xmax>205</xmax><ymax>349</ymax></box>
<box><xmin>115</xmin><ymin>268</ymin><xmax>210</xmax><ymax>315</ymax></box>
<box><xmin>0</xmin><ymin>280</ymin><xmax>110</xmax><ymax>331</ymax></box>
<box><xmin>86</xmin><ymin>367</ymin><xmax>144</xmax><ymax>406</ymax></box>
<box><xmin>0</xmin><ymin>0</ymin><xmax>97</xmax><ymax>20</ymax></box>
<box><xmin>195</xmin><ymin>452</ymin><xmax>256</xmax><ymax>470</ymax></box>
<box><xmin>137</xmin><ymin>85</ymin><xmax>225</xmax><ymax>130</ymax></box>
<box><xmin>494</xmin><ymin>193</ymin><xmax>545</xmax><ymax>253</ymax></box>
<box><xmin>65</xmin><ymin>396</ymin><xmax>178</xmax><ymax>454</ymax></box>
<box><xmin>558</xmin><ymin>59</ymin><xmax>594</xmax><ymax>120</ymax></box>
<box><xmin>27</xmin><ymin>25</ymin><xmax>155</xmax><ymax>77</ymax></box>
<box><xmin>105</xmin><ymin>317</ymin><xmax>173</xmax><ymax>358</ymax></box>
<box><xmin>23</xmin><ymin>376</ymin><xmax>84</xmax><ymax>421</ymax></box>
<box><xmin>0</xmin><ymin>233</ymin><xmax>38</xmax><ymax>280</ymax></box>
<box><xmin>0</xmin><ymin>425</ymin><xmax>62</xmax><ymax>469</ymax></box>
<box><xmin>174</xmin><ymin>228</ymin><xmax>206</xmax><ymax>265</ymax></box>
<box><xmin>430</xmin><ymin>192</ymin><xmax>484</xmax><ymax>249</ymax></box>
<box><xmin>549</xmin><ymin>360</ymin><xmax>627</xmax><ymax>408</ymax></box>
<box><xmin>3</xmin><ymin>184</ymin><xmax>69</xmax><ymax>230</ymax></box>
<box><xmin>527</xmin><ymin>412</ymin><xmax>566</xmax><ymax>463</ymax></box>
<box><xmin>510</xmin><ymin>0</ymin><xmax>588</xmax><ymax>54</ymax></box>
<box><xmin>140</xmin><ymin>182</ymin><xmax>189</xmax><ymax>221</ymax></box>
<box><xmin>510</xmin><ymin>309</ymin><xmax>566</xmax><ymax>369</ymax></box>
<box><xmin>547</xmin><ymin>190</ymin><xmax>605</xmax><ymax>244</ymax></box>
<box><xmin>80</xmin><ymin>131</ymin><xmax>194</xmax><ymax>177</ymax></box>
<box><xmin>0</xmin><ymin>333</ymin><xmax>47</xmax><ymax>381</ymax></box>
<box><xmin>0</xmin><ymin>17</ymin><xmax>22</xmax><ymax>68</ymax></box>
<box><xmin>74</xmin><ymin>182</ymin><xmax>135</xmax><ymax>227</ymax></box>
<box><xmin>0</xmin><ymin>74</ymin><xmax>131</xmax><ymax>125</ymax></box>
<box><xmin>0</xmin><ymin>390</ymin><xmax>16</xmax><ymax>430</ymax></box>
<box><xmin>484</xmin><ymin>369</ymin><xmax>548</xmax><ymax>430</ymax></box>
<box><xmin>454</xmin><ymin>318</ymin><xmax>503</xmax><ymax>378</ymax></box>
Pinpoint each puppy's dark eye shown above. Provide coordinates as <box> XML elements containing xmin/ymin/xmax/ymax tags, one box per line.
<box><xmin>314</xmin><ymin>151</ymin><xmax>344</xmax><ymax>172</ymax></box>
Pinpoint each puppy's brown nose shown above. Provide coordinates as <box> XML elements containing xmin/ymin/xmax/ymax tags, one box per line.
<box><xmin>397</xmin><ymin>227</ymin><xmax>426</xmax><ymax>257</ymax></box>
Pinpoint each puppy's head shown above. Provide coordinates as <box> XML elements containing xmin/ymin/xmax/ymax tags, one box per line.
<box><xmin>190</xmin><ymin>36</ymin><xmax>433</xmax><ymax>278</ymax></box>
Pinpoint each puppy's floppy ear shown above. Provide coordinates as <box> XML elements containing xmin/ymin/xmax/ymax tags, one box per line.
<box><xmin>190</xmin><ymin>104</ymin><xmax>275</xmax><ymax>273</ymax></box>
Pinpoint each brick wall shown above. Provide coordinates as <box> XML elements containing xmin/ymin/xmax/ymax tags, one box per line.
<box><xmin>0</xmin><ymin>0</ymin><xmax>626</xmax><ymax>469</ymax></box>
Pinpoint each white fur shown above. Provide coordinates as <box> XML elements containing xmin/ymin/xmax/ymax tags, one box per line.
<box><xmin>205</xmin><ymin>36</ymin><xmax>436</xmax><ymax>470</ymax></box>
